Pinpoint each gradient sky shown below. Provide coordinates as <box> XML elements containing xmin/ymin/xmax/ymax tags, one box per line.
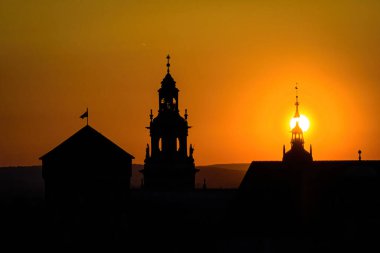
<box><xmin>1</xmin><ymin>0</ymin><xmax>380</xmax><ymax>166</ymax></box>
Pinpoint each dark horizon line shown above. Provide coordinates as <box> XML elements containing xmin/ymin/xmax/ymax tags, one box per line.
<box><xmin>3</xmin><ymin>158</ymin><xmax>380</xmax><ymax>169</ymax></box>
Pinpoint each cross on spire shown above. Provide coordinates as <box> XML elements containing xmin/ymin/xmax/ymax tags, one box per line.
<box><xmin>166</xmin><ymin>54</ymin><xmax>171</xmax><ymax>73</ymax></box>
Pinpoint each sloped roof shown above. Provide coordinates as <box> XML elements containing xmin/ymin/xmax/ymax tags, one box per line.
<box><xmin>160</xmin><ymin>72</ymin><xmax>178</xmax><ymax>90</ymax></box>
<box><xmin>39</xmin><ymin>125</ymin><xmax>134</xmax><ymax>160</ymax></box>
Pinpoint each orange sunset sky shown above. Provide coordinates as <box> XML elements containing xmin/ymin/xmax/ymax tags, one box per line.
<box><xmin>1</xmin><ymin>0</ymin><xmax>380</xmax><ymax>166</ymax></box>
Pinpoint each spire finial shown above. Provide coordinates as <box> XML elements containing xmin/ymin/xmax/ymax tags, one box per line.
<box><xmin>294</xmin><ymin>83</ymin><xmax>300</xmax><ymax>118</ymax></box>
<box><xmin>166</xmin><ymin>54</ymin><xmax>171</xmax><ymax>73</ymax></box>
<box><xmin>189</xmin><ymin>144</ymin><xmax>194</xmax><ymax>158</ymax></box>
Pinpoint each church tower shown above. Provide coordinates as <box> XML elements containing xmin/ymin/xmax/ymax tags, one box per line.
<box><xmin>283</xmin><ymin>85</ymin><xmax>313</xmax><ymax>164</ymax></box>
<box><xmin>142</xmin><ymin>55</ymin><xmax>197</xmax><ymax>190</ymax></box>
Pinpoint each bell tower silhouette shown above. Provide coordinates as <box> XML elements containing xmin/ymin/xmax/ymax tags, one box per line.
<box><xmin>283</xmin><ymin>85</ymin><xmax>313</xmax><ymax>164</ymax></box>
<box><xmin>142</xmin><ymin>55</ymin><xmax>197</xmax><ymax>190</ymax></box>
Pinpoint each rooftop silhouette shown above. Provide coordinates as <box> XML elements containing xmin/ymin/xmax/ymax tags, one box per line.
<box><xmin>39</xmin><ymin>125</ymin><xmax>134</xmax><ymax>244</ymax></box>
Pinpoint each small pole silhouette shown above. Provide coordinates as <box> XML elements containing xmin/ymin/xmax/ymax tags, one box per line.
<box><xmin>166</xmin><ymin>54</ymin><xmax>171</xmax><ymax>73</ymax></box>
<box><xmin>189</xmin><ymin>144</ymin><xmax>194</xmax><ymax>158</ymax></box>
<box><xmin>358</xmin><ymin>150</ymin><xmax>362</xmax><ymax>161</ymax></box>
<box><xmin>203</xmin><ymin>178</ymin><xmax>207</xmax><ymax>190</ymax></box>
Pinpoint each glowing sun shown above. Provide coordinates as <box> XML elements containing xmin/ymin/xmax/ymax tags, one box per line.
<box><xmin>290</xmin><ymin>115</ymin><xmax>310</xmax><ymax>132</ymax></box>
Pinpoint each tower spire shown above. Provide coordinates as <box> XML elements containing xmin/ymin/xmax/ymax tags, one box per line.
<box><xmin>283</xmin><ymin>85</ymin><xmax>313</xmax><ymax>163</ymax></box>
<box><xmin>294</xmin><ymin>83</ymin><xmax>300</xmax><ymax>118</ymax></box>
<box><xmin>166</xmin><ymin>54</ymin><xmax>171</xmax><ymax>73</ymax></box>
<box><xmin>143</xmin><ymin>56</ymin><xmax>197</xmax><ymax>190</ymax></box>
<box><xmin>291</xmin><ymin>84</ymin><xmax>304</xmax><ymax>147</ymax></box>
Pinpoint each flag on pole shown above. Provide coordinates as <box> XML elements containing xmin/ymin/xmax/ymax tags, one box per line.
<box><xmin>80</xmin><ymin>108</ymin><xmax>89</xmax><ymax>125</ymax></box>
<box><xmin>80</xmin><ymin>109</ymin><xmax>88</xmax><ymax>119</ymax></box>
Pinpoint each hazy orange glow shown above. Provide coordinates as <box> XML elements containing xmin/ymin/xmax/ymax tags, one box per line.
<box><xmin>1</xmin><ymin>1</ymin><xmax>380</xmax><ymax>166</ymax></box>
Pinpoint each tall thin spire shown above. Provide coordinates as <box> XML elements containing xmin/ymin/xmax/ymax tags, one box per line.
<box><xmin>291</xmin><ymin>84</ymin><xmax>304</xmax><ymax>147</ymax></box>
<box><xmin>166</xmin><ymin>54</ymin><xmax>171</xmax><ymax>73</ymax></box>
<box><xmin>294</xmin><ymin>83</ymin><xmax>300</xmax><ymax>118</ymax></box>
<box><xmin>283</xmin><ymin>85</ymin><xmax>313</xmax><ymax>163</ymax></box>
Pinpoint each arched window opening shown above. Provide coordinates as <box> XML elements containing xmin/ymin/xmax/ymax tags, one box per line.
<box><xmin>159</xmin><ymin>138</ymin><xmax>162</xmax><ymax>152</ymax></box>
<box><xmin>176</xmin><ymin>138</ymin><xmax>180</xmax><ymax>152</ymax></box>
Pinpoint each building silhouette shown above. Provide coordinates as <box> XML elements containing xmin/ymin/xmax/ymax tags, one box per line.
<box><xmin>141</xmin><ymin>55</ymin><xmax>197</xmax><ymax>190</ymax></box>
<box><xmin>39</xmin><ymin>125</ymin><xmax>134</xmax><ymax>242</ymax></box>
<box><xmin>235</xmin><ymin>88</ymin><xmax>380</xmax><ymax>236</ymax></box>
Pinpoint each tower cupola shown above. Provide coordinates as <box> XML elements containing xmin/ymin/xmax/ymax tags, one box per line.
<box><xmin>158</xmin><ymin>55</ymin><xmax>179</xmax><ymax>113</ymax></box>
<box><xmin>283</xmin><ymin>85</ymin><xmax>313</xmax><ymax>163</ymax></box>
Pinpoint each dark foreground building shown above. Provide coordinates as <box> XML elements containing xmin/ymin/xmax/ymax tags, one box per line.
<box><xmin>40</xmin><ymin>125</ymin><xmax>134</xmax><ymax>243</ymax></box>
<box><xmin>142</xmin><ymin>56</ymin><xmax>198</xmax><ymax>190</ymax></box>
<box><xmin>234</xmin><ymin>90</ymin><xmax>380</xmax><ymax>249</ymax></box>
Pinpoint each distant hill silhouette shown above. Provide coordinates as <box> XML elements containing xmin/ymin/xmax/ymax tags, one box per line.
<box><xmin>195</xmin><ymin>164</ymin><xmax>248</xmax><ymax>188</ymax></box>
<box><xmin>0</xmin><ymin>166</ymin><xmax>43</xmax><ymax>201</ymax></box>
<box><xmin>0</xmin><ymin>164</ymin><xmax>248</xmax><ymax>198</ymax></box>
<box><xmin>203</xmin><ymin>163</ymin><xmax>251</xmax><ymax>171</ymax></box>
<box><xmin>133</xmin><ymin>163</ymin><xmax>248</xmax><ymax>189</ymax></box>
